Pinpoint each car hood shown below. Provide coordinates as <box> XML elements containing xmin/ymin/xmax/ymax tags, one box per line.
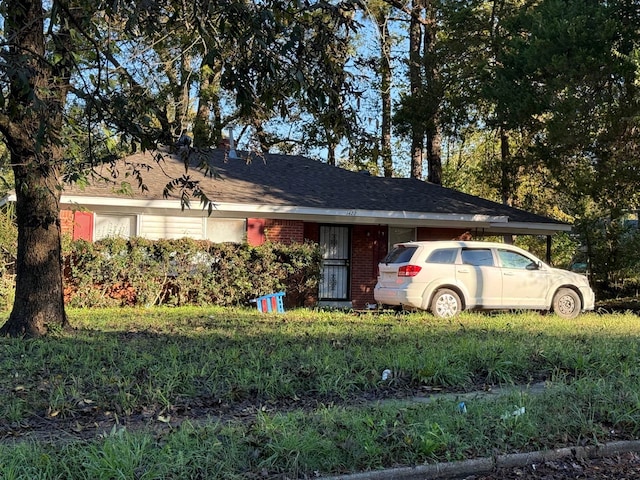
<box><xmin>548</xmin><ymin>267</ymin><xmax>590</xmax><ymax>286</ymax></box>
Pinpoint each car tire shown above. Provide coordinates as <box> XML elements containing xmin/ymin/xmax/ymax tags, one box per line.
<box><xmin>552</xmin><ymin>288</ymin><xmax>581</xmax><ymax>319</ymax></box>
<box><xmin>430</xmin><ymin>289</ymin><xmax>462</xmax><ymax>318</ymax></box>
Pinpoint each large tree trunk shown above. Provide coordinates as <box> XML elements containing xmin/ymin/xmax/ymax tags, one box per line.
<box><xmin>194</xmin><ymin>57</ymin><xmax>223</xmax><ymax>148</ymax></box>
<box><xmin>499</xmin><ymin>128</ymin><xmax>515</xmax><ymax>244</ymax></box>
<box><xmin>375</xmin><ymin>7</ymin><xmax>394</xmax><ymax>178</ymax></box>
<box><xmin>427</xmin><ymin>128</ymin><xmax>442</xmax><ymax>184</ymax></box>
<box><xmin>409</xmin><ymin>0</ymin><xmax>424</xmax><ymax>179</ymax></box>
<box><xmin>1</xmin><ymin>159</ymin><xmax>68</xmax><ymax>337</ymax></box>
<box><xmin>423</xmin><ymin>0</ymin><xmax>442</xmax><ymax>185</ymax></box>
<box><xmin>0</xmin><ymin>0</ymin><xmax>70</xmax><ymax>337</ymax></box>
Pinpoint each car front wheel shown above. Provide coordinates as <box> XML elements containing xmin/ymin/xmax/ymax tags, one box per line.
<box><xmin>552</xmin><ymin>288</ymin><xmax>581</xmax><ymax>319</ymax></box>
<box><xmin>430</xmin><ymin>289</ymin><xmax>462</xmax><ymax>318</ymax></box>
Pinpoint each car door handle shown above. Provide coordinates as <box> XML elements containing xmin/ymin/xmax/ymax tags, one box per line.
<box><xmin>457</xmin><ymin>268</ymin><xmax>470</xmax><ymax>273</ymax></box>
<box><xmin>503</xmin><ymin>272</ymin><xmax>514</xmax><ymax>276</ymax></box>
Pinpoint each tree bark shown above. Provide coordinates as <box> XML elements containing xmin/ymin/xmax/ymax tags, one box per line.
<box><xmin>375</xmin><ymin>7</ymin><xmax>394</xmax><ymax>178</ymax></box>
<box><xmin>409</xmin><ymin>0</ymin><xmax>424</xmax><ymax>179</ymax></box>
<box><xmin>423</xmin><ymin>0</ymin><xmax>442</xmax><ymax>185</ymax></box>
<box><xmin>427</xmin><ymin>129</ymin><xmax>442</xmax><ymax>184</ymax></box>
<box><xmin>0</xmin><ymin>0</ymin><xmax>69</xmax><ymax>337</ymax></box>
<box><xmin>194</xmin><ymin>56</ymin><xmax>222</xmax><ymax>148</ymax></box>
<box><xmin>1</xmin><ymin>159</ymin><xmax>68</xmax><ymax>337</ymax></box>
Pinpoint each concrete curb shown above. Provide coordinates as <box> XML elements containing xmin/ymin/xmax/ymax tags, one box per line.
<box><xmin>321</xmin><ymin>440</ymin><xmax>640</xmax><ymax>479</ymax></box>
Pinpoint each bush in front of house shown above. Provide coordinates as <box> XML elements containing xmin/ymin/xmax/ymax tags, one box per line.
<box><xmin>63</xmin><ymin>237</ymin><xmax>322</xmax><ymax>308</ymax></box>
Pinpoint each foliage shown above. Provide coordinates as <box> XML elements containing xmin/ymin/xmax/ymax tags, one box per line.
<box><xmin>0</xmin><ymin>204</ymin><xmax>16</xmax><ymax>309</ymax></box>
<box><xmin>62</xmin><ymin>238</ymin><xmax>321</xmax><ymax>308</ymax></box>
<box><xmin>572</xmin><ymin>216</ymin><xmax>640</xmax><ymax>296</ymax></box>
<box><xmin>1</xmin><ymin>309</ymin><xmax>640</xmax><ymax>477</ymax></box>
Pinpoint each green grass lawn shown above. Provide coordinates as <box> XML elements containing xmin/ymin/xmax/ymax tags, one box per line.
<box><xmin>1</xmin><ymin>307</ymin><xmax>640</xmax><ymax>478</ymax></box>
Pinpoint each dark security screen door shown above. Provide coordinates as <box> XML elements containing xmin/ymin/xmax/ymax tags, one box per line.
<box><xmin>319</xmin><ymin>226</ymin><xmax>350</xmax><ymax>300</ymax></box>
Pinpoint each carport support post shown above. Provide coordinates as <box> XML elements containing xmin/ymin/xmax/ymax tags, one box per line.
<box><xmin>546</xmin><ymin>235</ymin><xmax>552</xmax><ymax>264</ymax></box>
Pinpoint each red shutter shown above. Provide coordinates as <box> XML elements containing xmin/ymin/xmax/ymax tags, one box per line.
<box><xmin>247</xmin><ymin>218</ymin><xmax>266</xmax><ymax>245</ymax></box>
<box><xmin>73</xmin><ymin>211</ymin><xmax>94</xmax><ymax>241</ymax></box>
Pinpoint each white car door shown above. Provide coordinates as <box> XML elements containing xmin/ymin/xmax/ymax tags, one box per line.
<box><xmin>496</xmin><ymin>248</ymin><xmax>550</xmax><ymax>308</ymax></box>
<box><xmin>456</xmin><ymin>248</ymin><xmax>502</xmax><ymax>308</ymax></box>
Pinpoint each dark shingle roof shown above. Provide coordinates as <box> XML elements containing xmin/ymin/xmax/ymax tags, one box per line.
<box><xmin>65</xmin><ymin>147</ymin><xmax>566</xmax><ymax>228</ymax></box>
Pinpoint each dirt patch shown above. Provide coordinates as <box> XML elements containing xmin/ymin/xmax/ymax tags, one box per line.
<box><xmin>471</xmin><ymin>451</ymin><xmax>640</xmax><ymax>479</ymax></box>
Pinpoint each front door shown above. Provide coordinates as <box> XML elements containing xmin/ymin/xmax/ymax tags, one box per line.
<box><xmin>319</xmin><ymin>225</ymin><xmax>350</xmax><ymax>300</ymax></box>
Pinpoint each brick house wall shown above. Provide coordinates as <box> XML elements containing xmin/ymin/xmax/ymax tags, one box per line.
<box><xmin>418</xmin><ymin>227</ymin><xmax>473</xmax><ymax>241</ymax></box>
<box><xmin>350</xmin><ymin>225</ymin><xmax>388</xmax><ymax>309</ymax></box>
<box><xmin>60</xmin><ymin>210</ymin><xmax>75</xmax><ymax>237</ymax></box>
<box><xmin>265</xmin><ymin>219</ymin><xmax>305</xmax><ymax>244</ymax></box>
<box><xmin>247</xmin><ymin>218</ymin><xmax>305</xmax><ymax>245</ymax></box>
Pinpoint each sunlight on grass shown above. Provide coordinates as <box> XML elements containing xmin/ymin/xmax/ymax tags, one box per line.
<box><xmin>1</xmin><ymin>307</ymin><xmax>640</xmax><ymax>478</ymax></box>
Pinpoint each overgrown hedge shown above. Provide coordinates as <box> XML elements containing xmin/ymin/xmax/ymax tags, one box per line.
<box><xmin>62</xmin><ymin>237</ymin><xmax>321</xmax><ymax>308</ymax></box>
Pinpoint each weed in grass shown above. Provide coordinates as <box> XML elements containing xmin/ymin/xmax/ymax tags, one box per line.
<box><xmin>417</xmin><ymin>357</ymin><xmax>471</xmax><ymax>388</ymax></box>
<box><xmin>0</xmin><ymin>444</ymin><xmax>61</xmax><ymax>480</ymax></box>
<box><xmin>1</xmin><ymin>396</ymin><xmax>28</xmax><ymax>423</ymax></box>
<box><xmin>72</xmin><ymin>426</ymin><xmax>159</xmax><ymax>479</ymax></box>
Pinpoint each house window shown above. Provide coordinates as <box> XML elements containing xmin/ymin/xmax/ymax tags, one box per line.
<box><xmin>388</xmin><ymin>227</ymin><xmax>415</xmax><ymax>248</ymax></box>
<box><xmin>94</xmin><ymin>214</ymin><xmax>136</xmax><ymax>240</ymax></box>
<box><xmin>206</xmin><ymin>219</ymin><xmax>246</xmax><ymax>243</ymax></box>
<box><xmin>140</xmin><ymin>215</ymin><xmax>205</xmax><ymax>240</ymax></box>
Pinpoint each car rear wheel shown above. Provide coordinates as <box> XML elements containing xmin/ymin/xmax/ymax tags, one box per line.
<box><xmin>431</xmin><ymin>289</ymin><xmax>462</xmax><ymax>318</ymax></box>
<box><xmin>552</xmin><ymin>288</ymin><xmax>581</xmax><ymax>319</ymax></box>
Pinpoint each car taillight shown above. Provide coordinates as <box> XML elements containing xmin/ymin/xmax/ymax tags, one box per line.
<box><xmin>398</xmin><ymin>265</ymin><xmax>422</xmax><ymax>277</ymax></box>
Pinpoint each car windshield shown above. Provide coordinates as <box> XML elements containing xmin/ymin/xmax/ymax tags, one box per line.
<box><xmin>382</xmin><ymin>245</ymin><xmax>418</xmax><ymax>264</ymax></box>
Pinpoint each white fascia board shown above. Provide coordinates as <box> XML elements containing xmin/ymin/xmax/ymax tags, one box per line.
<box><xmin>60</xmin><ymin>196</ymin><xmax>509</xmax><ymax>223</ymax></box>
<box><xmin>59</xmin><ymin>196</ymin><xmax>570</xmax><ymax>233</ymax></box>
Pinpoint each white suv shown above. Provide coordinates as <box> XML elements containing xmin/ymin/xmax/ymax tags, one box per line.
<box><xmin>374</xmin><ymin>241</ymin><xmax>595</xmax><ymax>319</ymax></box>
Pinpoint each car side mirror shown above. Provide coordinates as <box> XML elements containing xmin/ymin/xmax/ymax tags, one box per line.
<box><xmin>526</xmin><ymin>262</ymin><xmax>540</xmax><ymax>271</ymax></box>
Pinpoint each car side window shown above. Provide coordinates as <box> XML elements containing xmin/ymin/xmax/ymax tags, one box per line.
<box><xmin>426</xmin><ymin>248</ymin><xmax>458</xmax><ymax>264</ymax></box>
<box><xmin>461</xmin><ymin>248</ymin><xmax>494</xmax><ymax>266</ymax></box>
<box><xmin>497</xmin><ymin>249</ymin><xmax>536</xmax><ymax>269</ymax></box>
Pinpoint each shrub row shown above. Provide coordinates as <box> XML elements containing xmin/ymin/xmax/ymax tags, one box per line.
<box><xmin>63</xmin><ymin>237</ymin><xmax>322</xmax><ymax>308</ymax></box>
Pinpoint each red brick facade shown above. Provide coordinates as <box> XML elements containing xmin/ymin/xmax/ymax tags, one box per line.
<box><xmin>247</xmin><ymin>218</ymin><xmax>305</xmax><ymax>245</ymax></box>
<box><xmin>349</xmin><ymin>225</ymin><xmax>389</xmax><ymax>308</ymax></box>
<box><xmin>417</xmin><ymin>227</ymin><xmax>472</xmax><ymax>241</ymax></box>
<box><xmin>264</xmin><ymin>219</ymin><xmax>305</xmax><ymax>244</ymax></box>
<box><xmin>246</xmin><ymin>220</ymin><xmax>471</xmax><ymax>309</ymax></box>
<box><xmin>60</xmin><ymin>210</ymin><xmax>75</xmax><ymax>237</ymax></box>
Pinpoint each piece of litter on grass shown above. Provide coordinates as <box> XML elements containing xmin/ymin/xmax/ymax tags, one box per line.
<box><xmin>157</xmin><ymin>414</ymin><xmax>171</xmax><ymax>423</ymax></box>
<box><xmin>382</xmin><ymin>369</ymin><xmax>392</xmax><ymax>381</ymax></box>
<box><xmin>501</xmin><ymin>406</ymin><xmax>525</xmax><ymax>420</ymax></box>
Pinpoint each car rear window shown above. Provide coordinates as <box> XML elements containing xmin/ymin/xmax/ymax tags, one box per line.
<box><xmin>426</xmin><ymin>248</ymin><xmax>458</xmax><ymax>264</ymax></box>
<box><xmin>382</xmin><ymin>245</ymin><xmax>418</xmax><ymax>264</ymax></box>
